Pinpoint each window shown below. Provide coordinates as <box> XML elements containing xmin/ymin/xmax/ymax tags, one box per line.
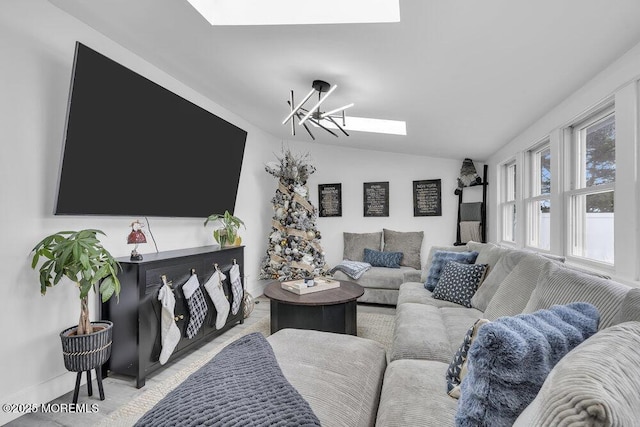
<box><xmin>526</xmin><ymin>143</ymin><xmax>551</xmax><ymax>250</ymax></box>
<box><xmin>501</xmin><ymin>160</ymin><xmax>517</xmax><ymax>243</ymax></box>
<box><xmin>568</xmin><ymin>109</ymin><xmax>615</xmax><ymax>264</ymax></box>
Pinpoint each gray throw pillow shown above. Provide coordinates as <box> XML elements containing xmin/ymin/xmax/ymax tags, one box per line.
<box><xmin>343</xmin><ymin>232</ymin><xmax>382</xmax><ymax>262</ymax></box>
<box><xmin>383</xmin><ymin>229</ymin><xmax>424</xmax><ymax>270</ymax></box>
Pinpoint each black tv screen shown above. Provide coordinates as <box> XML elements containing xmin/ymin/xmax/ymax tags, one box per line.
<box><xmin>55</xmin><ymin>42</ymin><xmax>247</xmax><ymax>218</ymax></box>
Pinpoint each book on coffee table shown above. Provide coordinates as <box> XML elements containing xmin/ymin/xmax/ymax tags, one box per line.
<box><xmin>281</xmin><ymin>277</ymin><xmax>340</xmax><ymax>295</ymax></box>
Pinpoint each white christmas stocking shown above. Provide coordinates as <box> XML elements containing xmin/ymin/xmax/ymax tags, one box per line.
<box><xmin>229</xmin><ymin>264</ymin><xmax>243</xmax><ymax>315</ymax></box>
<box><xmin>204</xmin><ymin>270</ymin><xmax>230</xmax><ymax>330</ymax></box>
<box><xmin>182</xmin><ymin>274</ymin><xmax>208</xmax><ymax>339</ymax></box>
<box><xmin>157</xmin><ymin>283</ymin><xmax>181</xmax><ymax>364</ymax></box>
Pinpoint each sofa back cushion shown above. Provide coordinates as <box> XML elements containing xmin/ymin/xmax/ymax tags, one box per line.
<box><xmin>471</xmin><ymin>249</ymin><xmax>531</xmax><ymax>311</ymax></box>
<box><xmin>456</xmin><ymin>303</ymin><xmax>600</xmax><ymax>427</ymax></box>
<box><xmin>514</xmin><ymin>321</ymin><xmax>640</xmax><ymax>427</ymax></box>
<box><xmin>614</xmin><ymin>288</ymin><xmax>640</xmax><ymax>324</ymax></box>
<box><xmin>524</xmin><ymin>262</ymin><xmax>630</xmax><ymax>330</ymax></box>
<box><xmin>382</xmin><ymin>229</ymin><xmax>424</xmax><ymax>270</ymax></box>
<box><xmin>343</xmin><ymin>232</ymin><xmax>382</xmax><ymax>262</ymax></box>
<box><xmin>483</xmin><ymin>254</ymin><xmax>551</xmax><ymax>320</ymax></box>
<box><xmin>466</xmin><ymin>241</ymin><xmax>508</xmax><ymax>274</ymax></box>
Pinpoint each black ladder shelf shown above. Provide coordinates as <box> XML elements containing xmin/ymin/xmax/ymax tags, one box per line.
<box><xmin>454</xmin><ymin>164</ymin><xmax>488</xmax><ymax>245</ymax></box>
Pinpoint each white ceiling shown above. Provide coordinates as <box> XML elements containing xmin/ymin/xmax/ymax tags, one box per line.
<box><xmin>50</xmin><ymin>0</ymin><xmax>640</xmax><ymax>160</ymax></box>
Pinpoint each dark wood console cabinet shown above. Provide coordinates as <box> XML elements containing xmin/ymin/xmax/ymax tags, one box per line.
<box><xmin>101</xmin><ymin>245</ymin><xmax>244</xmax><ymax>388</ymax></box>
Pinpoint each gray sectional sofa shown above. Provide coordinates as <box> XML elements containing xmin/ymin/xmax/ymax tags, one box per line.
<box><xmin>268</xmin><ymin>241</ymin><xmax>640</xmax><ymax>426</ymax></box>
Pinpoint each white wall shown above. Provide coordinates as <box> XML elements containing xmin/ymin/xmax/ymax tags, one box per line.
<box><xmin>0</xmin><ymin>1</ymin><xmax>280</xmax><ymax>423</ymax></box>
<box><xmin>279</xmin><ymin>140</ymin><xmax>483</xmax><ymax>268</ymax></box>
<box><xmin>486</xmin><ymin>39</ymin><xmax>640</xmax><ymax>284</ymax></box>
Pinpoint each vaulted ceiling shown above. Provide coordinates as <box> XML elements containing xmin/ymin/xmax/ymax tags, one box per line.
<box><xmin>50</xmin><ymin>0</ymin><xmax>640</xmax><ymax>160</ymax></box>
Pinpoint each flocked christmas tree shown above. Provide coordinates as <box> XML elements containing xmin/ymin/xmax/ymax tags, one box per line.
<box><xmin>259</xmin><ymin>149</ymin><xmax>328</xmax><ymax>281</ymax></box>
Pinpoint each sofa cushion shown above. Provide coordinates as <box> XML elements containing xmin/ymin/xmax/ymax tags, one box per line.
<box><xmin>268</xmin><ymin>329</ymin><xmax>386</xmax><ymax>427</ymax></box>
<box><xmin>333</xmin><ymin>266</ymin><xmax>416</xmax><ymax>291</ymax></box>
<box><xmin>383</xmin><ymin>229</ymin><xmax>424</xmax><ymax>270</ymax></box>
<box><xmin>397</xmin><ymin>282</ymin><xmax>470</xmax><ymax>308</ymax></box>
<box><xmin>483</xmin><ymin>254</ymin><xmax>551</xmax><ymax>320</ymax></box>
<box><xmin>425</xmin><ymin>250</ymin><xmax>479</xmax><ymax>291</ymax></box>
<box><xmin>614</xmin><ymin>288</ymin><xmax>640</xmax><ymax>324</ymax></box>
<box><xmin>456</xmin><ymin>303</ymin><xmax>600</xmax><ymax>427</ymax></box>
<box><xmin>524</xmin><ymin>262</ymin><xmax>630</xmax><ymax>329</ymax></box>
<box><xmin>446</xmin><ymin>318</ymin><xmax>490</xmax><ymax>398</ymax></box>
<box><xmin>471</xmin><ymin>249</ymin><xmax>530</xmax><ymax>311</ymax></box>
<box><xmin>363</xmin><ymin>248</ymin><xmax>402</xmax><ymax>268</ymax></box>
<box><xmin>343</xmin><ymin>232</ymin><xmax>382</xmax><ymax>262</ymax></box>
<box><xmin>467</xmin><ymin>241</ymin><xmax>507</xmax><ymax>273</ymax></box>
<box><xmin>421</xmin><ymin>244</ymin><xmax>469</xmax><ymax>282</ymax></box>
<box><xmin>329</xmin><ymin>260</ymin><xmax>371</xmax><ymax>280</ymax></box>
<box><xmin>376</xmin><ymin>359</ymin><xmax>457</xmax><ymax>427</ymax></box>
<box><xmin>390</xmin><ymin>303</ymin><xmax>482</xmax><ymax>363</ymax></box>
<box><xmin>432</xmin><ymin>262</ymin><xmax>488</xmax><ymax>308</ymax></box>
<box><xmin>514</xmin><ymin>321</ymin><xmax>640</xmax><ymax>427</ymax></box>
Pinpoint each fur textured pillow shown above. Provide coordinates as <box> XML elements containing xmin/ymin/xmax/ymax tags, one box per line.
<box><xmin>424</xmin><ymin>250</ymin><xmax>479</xmax><ymax>291</ymax></box>
<box><xmin>446</xmin><ymin>318</ymin><xmax>490</xmax><ymax>398</ymax></box>
<box><xmin>455</xmin><ymin>302</ymin><xmax>600</xmax><ymax>427</ymax></box>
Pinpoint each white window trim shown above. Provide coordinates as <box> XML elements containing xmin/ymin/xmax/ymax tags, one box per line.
<box><xmin>499</xmin><ymin>158</ymin><xmax>517</xmax><ymax>245</ymax></box>
<box><xmin>564</xmin><ymin>104</ymin><xmax>616</xmax><ymax>266</ymax></box>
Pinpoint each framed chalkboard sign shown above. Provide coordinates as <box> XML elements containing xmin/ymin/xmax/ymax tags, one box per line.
<box><xmin>413</xmin><ymin>179</ymin><xmax>442</xmax><ymax>216</ymax></box>
<box><xmin>364</xmin><ymin>182</ymin><xmax>389</xmax><ymax>217</ymax></box>
<box><xmin>318</xmin><ymin>183</ymin><xmax>342</xmax><ymax>217</ymax></box>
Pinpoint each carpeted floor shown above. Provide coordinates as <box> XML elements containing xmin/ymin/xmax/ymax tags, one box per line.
<box><xmin>94</xmin><ymin>311</ymin><xmax>395</xmax><ymax>426</ymax></box>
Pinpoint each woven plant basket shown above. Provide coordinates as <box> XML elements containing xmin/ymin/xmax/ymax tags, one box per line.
<box><xmin>59</xmin><ymin>321</ymin><xmax>113</xmax><ymax>372</ymax></box>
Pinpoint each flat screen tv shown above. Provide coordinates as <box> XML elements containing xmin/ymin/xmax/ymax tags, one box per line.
<box><xmin>55</xmin><ymin>42</ymin><xmax>247</xmax><ymax>218</ymax></box>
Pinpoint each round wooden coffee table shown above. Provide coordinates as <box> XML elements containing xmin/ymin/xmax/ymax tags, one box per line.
<box><xmin>263</xmin><ymin>280</ymin><xmax>364</xmax><ymax>335</ymax></box>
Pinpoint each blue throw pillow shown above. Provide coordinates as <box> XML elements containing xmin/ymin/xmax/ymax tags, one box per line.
<box><xmin>363</xmin><ymin>248</ymin><xmax>403</xmax><ymax>268</ymax></box>
<box><xmin>424</xmin><ymin>250</ymin><xmax>478</xmax><ymax>291</ymax></box>
<box><xmin>455</xmin><ymin>302</ymin><xmax>600</xmax><ymax>427</ymax></box>
<box><xmin>432</xmin><ymin>261</ymin><xmax>488</xmax><ymax>308</ymax></box>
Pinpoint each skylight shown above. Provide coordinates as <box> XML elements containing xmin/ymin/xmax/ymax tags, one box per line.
<box><xmin>186</xmin><ymin>0</ymin><xmax>400</xmax><ymax>26</ymax></box>
<box><xmin>316</xmin><ymin>117</ymin><xmax>407</xmax><ymax>136</ymax></box>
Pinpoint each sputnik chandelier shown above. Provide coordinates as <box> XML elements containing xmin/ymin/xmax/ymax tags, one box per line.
<box><xmin>282</xmin><ymin>80</ymin><xmax>354</xmax><ymax>140</ymax></box>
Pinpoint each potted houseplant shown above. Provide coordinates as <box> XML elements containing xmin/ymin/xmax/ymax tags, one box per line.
<box><xmin>30</xmin><ymin>229</ymin><xmax>121</xmax><ymax>391</ymax></box>
<box><xmin>204</xmin><ymin>211</ymin><xmax>245</xmax><ymax>247</ymax></box>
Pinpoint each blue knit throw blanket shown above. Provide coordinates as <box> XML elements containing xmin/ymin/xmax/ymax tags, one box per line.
<box><xmin>135</xmin><ymin>332</ymin><xmax>320</xmax><ymax>426</ymax></box>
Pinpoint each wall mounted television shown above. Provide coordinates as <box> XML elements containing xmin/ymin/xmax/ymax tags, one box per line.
<box><xmin>55</xmin><ymin>42</ymin><xmax>247</xmax><ymax>218</ymax></box>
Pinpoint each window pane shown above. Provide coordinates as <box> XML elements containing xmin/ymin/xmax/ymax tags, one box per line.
<box><xmin>571</xmin><ymin>191</ymin><xmax>614</xmax><ymax>263</ymax></box>
<box><xmin>585</xmin><ymin>115</ymin><xmax>615</xmax><ymax>187</ymax></box>
<box><xmin>529</xmin><ymin>199</ymin><xmax>550</xmax><ymax>250</ymax></box>
<box><xmin>503</xmin><ymin>203</ymin><xmax>516</xmax><ymax>242</ymax></box>
<box><xmin>506</xmin><ymin>163</ymin><xmax>517</xmax><ymax>201</ymax></box>
<box><xmin>540</xmin><ymin>148</ymin><xmax>551</xmax><ymax>195</ymax></box>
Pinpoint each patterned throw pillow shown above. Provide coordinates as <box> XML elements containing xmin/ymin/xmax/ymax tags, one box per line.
<box><xmin>363</xmin><ymin>248</ymin><xmax>403</xmax><ymax>268</ymax></box>
<box><xmin>425</xmin><ymin>250</ymin><xmax>479</xmax><ymax>291</ymax></box>
<box><xmin>432</xmin><ymin>261</ymin><xmax>488</xmax><ymax>307</ymax></box>
<box><xmin>446</xmin><ymin>319</ymin><xmax>490</xmax><ymax>398</ymax></box>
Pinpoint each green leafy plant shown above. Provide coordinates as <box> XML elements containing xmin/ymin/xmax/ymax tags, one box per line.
<box><xmin>204</xmin><ymin>211</ymin><xmax>245</xmax><ymax>247</ymax></box>
<box><xmin>31</xmin><ymin>229</ymin><xmax>121</xmax><ymax>335</ymax></box>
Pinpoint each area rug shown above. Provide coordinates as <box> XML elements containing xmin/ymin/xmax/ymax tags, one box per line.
<box><xmin>93</xmin><ymin>311</ymin><xmax>394</xmax><ymax>426</ymax></box>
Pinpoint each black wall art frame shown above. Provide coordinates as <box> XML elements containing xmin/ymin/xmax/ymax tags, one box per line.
<box><xmin>363</xmin><ymin>182</ymin><xmax>389</xmax><ymax>217</ymax></box>
<box><xmin>413</xmin><ymin>179</ymin><xmax>442</xmax><ymax>216</ymax></box>
<box><xmin>318</xmin><ymin>183</ymin><xmax>342</xmax><ymax>217</ymax></box>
